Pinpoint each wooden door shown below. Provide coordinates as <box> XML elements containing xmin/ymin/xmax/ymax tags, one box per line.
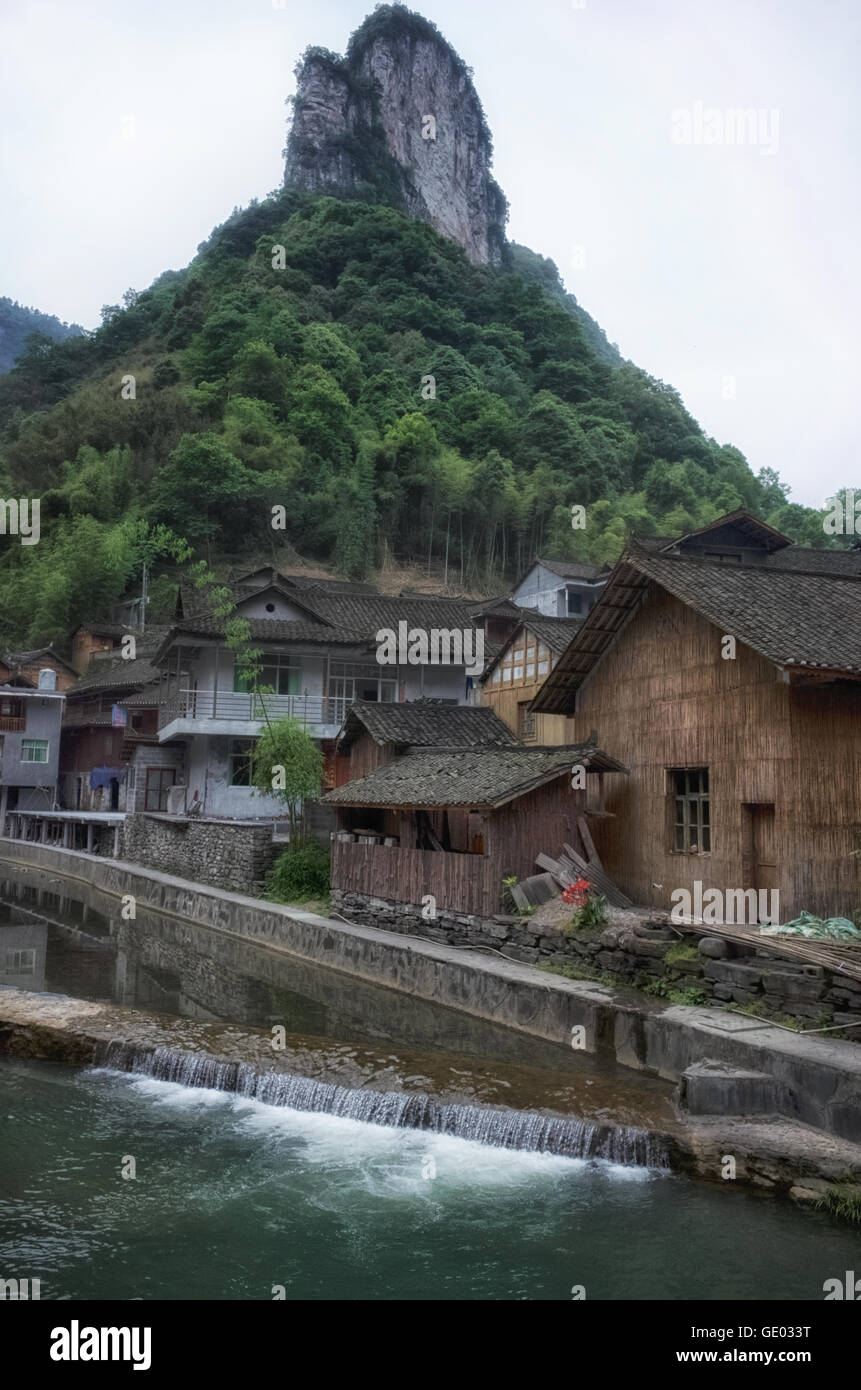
<box><xmin>751</xmin><ymin>805</ymin><xmax>778</xmax><ymax>893</ymax></box>
<box><xmin>742</xmin><ymin>803</ymin><xmax>778</xmax><ymax>922</ymax></box>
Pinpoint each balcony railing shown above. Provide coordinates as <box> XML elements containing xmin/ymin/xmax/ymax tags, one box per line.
<box><xmin>0</xmin><ymin>716</ymin><xmax>25</xmax><ymax>732</ymax></box>
<box><xmin>159</xmin><ymin>689</ymin><xmax>348</xmax><ymax>730</ymax></box>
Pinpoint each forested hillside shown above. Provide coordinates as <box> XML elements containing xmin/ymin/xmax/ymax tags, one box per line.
<box><xmin>0</xmin><ymin>297</ymin><xmax>84</xmax><ymax>375</ymax></box>
<box><xmin>0</xmin><ymin>190</ymin><xmax>843</xmax><ymax>647</ymax></box>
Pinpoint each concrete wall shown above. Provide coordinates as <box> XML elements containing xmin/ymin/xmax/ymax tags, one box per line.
<box><xmin>183</xmin><ymin>734</ymin><xmax>285</xmax><ymax>819</ymax></box>
<box><xmin>513</xmin><ymin>564</ymin><xmax>604</xmax><ymax>618</ymax></box>
<box><xmin>0</xmin><ymin>692</ymin><xmax>64</xmax><ymax>795</ymax></box>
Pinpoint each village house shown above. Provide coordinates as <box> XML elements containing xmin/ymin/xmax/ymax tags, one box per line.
<box><xmin>0</xmin><ymin>646</ymin><xmax>78</xmax><ymax>691</ymax></box>
<box><xmin>531</xmin><ymin>510</ymin><xmax>861</xmax><ymax>922</ymax></box>
<box><xmin>151</xmin><ymin>569</ymin><xmax>520</xmax><ymax>820</ymax></box>
<box><xmin>331</xmin><ymin>698</ymin><xmax>519</xmax><ymax>785</ymax></box>
<box><xmin>323</xmin><ymin>741</ymin><xmax>627</xmax><ymax>919</ymax></box>
<box><xmin>0</xmin><ymin>678</ymin><xmax>66</xmax><ymax>824</ymax></box>
<box><xmin>512</xmin><ymin>557</ymin><xmax>609</xmax><ymax>619</ymax></box>
<box><xmin>69</xmin><ymin>620</ymin><xmax>134</xmax><ymax>676</ymax></box>
<box><xmin>59</xmin><ymin>647</ymin><xmax>180</xmax><ymax>815</ymax></box>
<box><xmin>480</xmin><ymin>613</ymin><xmax>583</xmax><ymax>742</ymax></box>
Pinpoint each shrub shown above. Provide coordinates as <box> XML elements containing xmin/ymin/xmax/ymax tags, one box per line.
<box><xmin>265</xmin><ymin>839</ymin><xmax>330</xmax><ymax>902</ymax></box>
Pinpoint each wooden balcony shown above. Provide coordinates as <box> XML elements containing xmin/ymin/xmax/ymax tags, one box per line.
<box><xmin>0</xmin><ymin>716</ymin><xmax>25</xmax><ymax>732</ymax></box>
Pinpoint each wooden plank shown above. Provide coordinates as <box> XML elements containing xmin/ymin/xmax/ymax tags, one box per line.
<box><xmin>510</xmin><ymin>882</ymin><xmax>530</xmax><ymax>911</ymax></box>
<box><xmin>564</xmin><ymin>844</ymin><xmax>633</xmax><ymax>908</ymax></box>
<box><xmin>577</xmin><ymin>815</ymin><xmax>602</xmax><ymax>869</ymax></box>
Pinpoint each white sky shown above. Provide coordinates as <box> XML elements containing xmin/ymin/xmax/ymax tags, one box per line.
<box><xmin>1</xmin><ymin>0</ymin><xmax>857</xmax><ymax>506</ymax></box>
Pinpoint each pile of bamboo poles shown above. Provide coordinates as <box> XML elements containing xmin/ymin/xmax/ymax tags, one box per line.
<box><xmin>676</xmin><ymin>920</ymin><xmax>861</xmax><ymax>985</ymax></box>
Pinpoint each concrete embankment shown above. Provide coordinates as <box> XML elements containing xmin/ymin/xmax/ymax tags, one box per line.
<box><xmin>2</xmin><ymin>839</ymin><xmax>861</xmax><ymax>1184</ymax></box>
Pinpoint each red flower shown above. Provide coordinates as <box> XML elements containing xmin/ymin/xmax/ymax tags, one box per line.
<box><xmin>562</xmin><ymin>876</ymin><xmax>591</xmax><ymax>908</ymax></box>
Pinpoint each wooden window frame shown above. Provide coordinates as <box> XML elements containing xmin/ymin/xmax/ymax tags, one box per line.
<box><xmin>144</xmin><ymin>767</ymin><xmax>175</xmax><ymax>812</ymax></box>
<box><xmin>668</xmin><ymin>767</ymin><xmax>711</xmax><ymax>854</ymax></box>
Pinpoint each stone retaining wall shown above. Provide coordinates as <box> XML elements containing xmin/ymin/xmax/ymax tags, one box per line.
<box><xmin>121</xmin><ymin>814</ymin><xmax>278</xmax><ymax>893</ymax></box>
<box><xmin>331</xmin><ymin>890</ymin><xmax>861</xmax><ymax>1032</ymax></box>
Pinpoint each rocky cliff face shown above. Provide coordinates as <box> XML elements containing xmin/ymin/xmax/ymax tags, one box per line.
<box><xmin>284</xmin><ymin>9</ymin><xmax>508</xmax><ymax>266</ymax></box>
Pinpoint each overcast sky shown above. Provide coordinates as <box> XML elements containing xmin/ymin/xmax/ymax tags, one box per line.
<box><xmin>1</xmin><ymin>0</ymin><xmax>857</xmax><ymax>506</ymax></box>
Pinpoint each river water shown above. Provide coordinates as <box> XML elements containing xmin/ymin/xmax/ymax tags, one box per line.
<box><xmin>0</xmin><ymin>866</ymin><xmax>859</xmax><ymax>1301</ymax></box>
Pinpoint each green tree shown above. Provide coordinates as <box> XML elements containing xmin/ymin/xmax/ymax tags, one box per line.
<box><xmin>251</xmin><ymin>717</ymin><xmax>324</xmax><ymax>839</ymax></box>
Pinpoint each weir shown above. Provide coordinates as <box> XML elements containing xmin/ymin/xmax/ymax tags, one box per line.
<box><xmin>94</xmin><ymin>1040</ymin><xmax>670</xmax><ymax>1168</ymax></box>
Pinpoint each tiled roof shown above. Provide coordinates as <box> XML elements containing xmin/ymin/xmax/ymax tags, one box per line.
<box><xmin>67</xmin><ymin>654</ymin><xmax>161</xmax><ymax>696</ymax></box>
<box><xmin>155</xmin><ymin>617</ymin><xmax>367</xmax><ymax>660</ymax></box>
<box><xmin>72</xmin><ymin>620</ymin><xmax>132</xmax><ymax>637</ymax></box>
<box><xmin>533</xmin><ymin>537</ymin><xmax>861</xmax><ymax>713</ymax></box>
<box><xmin>323</xmin><ymin>743</ymin><xmax>627</xmax><ymax>808</ymax></box>
<box><xmin>293</xmin><ymin>588</ymin><xmax>483</xmax><ymax>633</ymax></box>
<box><xmin>336</xmin><ymin>700</ymin><xmax>520</xmax><ymax>751</ymax></box>
<box><xmin>535</xmin><ymin>557</ymin><xmax>608</xmax><ymax>581</ymax></box>
<box><xmin>517</xmin><ymin>615</ymin><xmax>583</xmax><ymax>652</ymax></box>
<box><xmin>1</xmin><ymin>645</ymin><xmax>77</xmax><ymax>673</ymax></box>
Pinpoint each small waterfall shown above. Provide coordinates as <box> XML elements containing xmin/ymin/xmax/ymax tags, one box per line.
<box><xmin>93</xmin><ymin>1041</ymin><xmax>669</xmax><ymax>1169</ymax></box>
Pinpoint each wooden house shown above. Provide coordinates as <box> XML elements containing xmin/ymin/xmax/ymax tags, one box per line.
<box><xmin>0</xmin><ymin>646</ymin><xmax>78</xmax><ymax>691</ymax></box>
<box><xmin>323</xmin><ymin>742</ymin><xmax>627</xmax><ymax>918</ymax></box>
<box><xmin>532</xmin><ymin>511</ymin><xmax>861</xmax><ymax>921</ymax></box>
<box><xmin>331</xmin><ymin>698</ymin><xmax>519</xmax><ymax>786</ymax></box>
<box><xmin>480</xmin><ymin>614</ymin><xmax>582</xmax><ymax>742</ymax></box>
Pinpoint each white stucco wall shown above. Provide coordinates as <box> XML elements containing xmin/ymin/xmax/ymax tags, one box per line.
<box><xmin>185</xmin><ymin>734</ymin><xmax>285</xmax><ymax>819</ymax></box>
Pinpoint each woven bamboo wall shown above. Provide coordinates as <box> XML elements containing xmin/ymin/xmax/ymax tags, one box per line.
<box><xmin>567</xmin><ymin>584</ymin><xmax>861</xmax><ymax>920</ymax></box>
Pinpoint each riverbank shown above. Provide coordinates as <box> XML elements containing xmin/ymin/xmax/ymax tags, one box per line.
<box><xmin>1</xmin><ymin>838</ymin><xmax>860</xmax><ymax>1207</ymax></box>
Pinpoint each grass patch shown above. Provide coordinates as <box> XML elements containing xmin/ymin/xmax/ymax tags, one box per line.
<box><xmin>664</xmin><ymin>942</ymin><xmax>700</xmax><ymax>965</ymax></box>
<box><xmin>815</xmin><ymin>1186</ymin><xmax>861</xmax><ymax>1225</ymax></box>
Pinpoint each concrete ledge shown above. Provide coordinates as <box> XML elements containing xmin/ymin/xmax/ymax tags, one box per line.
<box><xmin>2</xmin><ymin>838</ymin><xmax>860</xmax><ymax>1144</ymax></box>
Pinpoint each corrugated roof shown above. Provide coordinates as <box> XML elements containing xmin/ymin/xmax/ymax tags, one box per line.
<box><xmin>323</xmin><ymin>743</ymin><xmax>627</xmax><ymax>809</ymax></box>
<box><xmin>336</xmin><ymin>700</ymin><xmax>520</xmax><ymax>752</ymax></box>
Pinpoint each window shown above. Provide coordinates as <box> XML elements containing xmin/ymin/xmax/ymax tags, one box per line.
<box><xmin>0</xmin><ymin>696</ymin><xmax>25</xmax><ymax>729</ymax></box>
<box><xmin>513</xmin><ymin>665</ymin><xmax>523</xmax><ymax>680</ymax></box>
<box><xmin>235</xmin><ymin>657</ymin><xmax>301</xmax><ymax>696</ymax></box>
<box><xmin>502</xmin><ymin>668</ymin><xmax>512</xmax><ymax>682</ymax></box>
<box><xmin>5</xmin><ymin>948</ymin><xmax>35</xmax><ymax>976</ymax></box>
<box><xmin>671</xmin><ymin>769</ymin><xmax>710</xmax><ymax>853</ymax></box>
<box><xmin>526</xmin><ymin>663</ymin><xmax>535</xmax><ymax>678</ymax></box>
<box><xmin>329</xmin><ymin>663</ymin><xmax>396</xmax><ymax>708</ymax></box>
<box><xmin>567</xmin><ymin>591</ymin><xmax>584</xmax><ymax>615</ymax></box>
<box><xmin>518</xmin><ymin>702</ymin><xmax>536</xmax><ymax>741</ymax></box>
<box><xmin>144</xmin><ymin>767</ymin><xmax>175</xmax><ymax>812</ymax></box>
<box><xmin>21</xmin><ymin>739</ymin><xmax>49</xmax><ymax>763</ymax></box>
<box><xmin>492</xmin><ymin>668</ymin><xmax>501</xmax><ymax>684</ymax></box>
<box><xmin>229</xmin><ymin>739</ymin><xmax>255</xmax><ymax>786</ymax></box>
<box><xmin>537</xmin><ymin>660</ymin><xmax>549</xmax><ymax>676</ymax></box>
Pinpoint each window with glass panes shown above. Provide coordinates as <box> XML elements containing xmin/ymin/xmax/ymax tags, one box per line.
<box><xmin>234</xmin><ymin>657</ymin><xmax>301</xmax><ymax>696</ymax></box>
<box><xmin>671</xmin><ymin>769</ymin><xmax>710</xmax><ymax>852</ymax></box>
<box><xmin>493</xmin><ymin>630</ymin><xmax>551</xmax><ymax>687</ymax></box>
<box><xmin>229</xmin><ymin>739</ymin><xmax>255</xmax><ymax>786</ymax></box>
